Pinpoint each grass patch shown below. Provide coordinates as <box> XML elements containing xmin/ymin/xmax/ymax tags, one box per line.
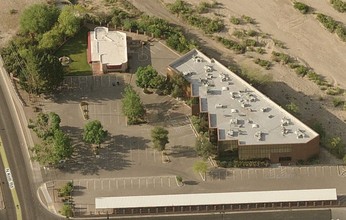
<box><xmin>293</xmin><ymin>1</ymin><xmax>310</xmax><ymax>14</ymax></box>
<box><xmin>55</xmin><ymin>27</ymin><xmax>92</xmax><ymax>76</ymax></box>
<box><xmin>254</xmin><ymin>58</ymin><xmax>271</xmax><ymax>69</ymax></box>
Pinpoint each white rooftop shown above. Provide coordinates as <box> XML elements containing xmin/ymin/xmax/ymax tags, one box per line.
<box><xmin>169</xmin><ymin>49</ymin><xmax>319</xmax><ymax>145</ymax></box>
<box><xmin>96</xmin><ymin>188</ymin><xmax>337</xmax><ymax>209</ymax></box>
<box><xmin>90</xmin><ymin>27</ymin><xmax>127</xmax><ymax>65</ymax></box>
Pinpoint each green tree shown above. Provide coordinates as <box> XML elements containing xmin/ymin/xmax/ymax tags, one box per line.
<box><xmin>31</xmin><ymin>129</ymin><xmax>72</xmax><ymax>166</ymax></box>
<box><xmin>193</xmin><ymin>160</ymin><xmax>208</xmax><ymax>181</ymax></box>
<box><xmin>60</xmin><ymin>204</ymin><xmax>73</xmax><ymax>217</ymax></box>
<box><xmin>83</xmin><ymin>120</ymin><xmax>108</xmax><ymax>148</ymax></box>
<box><xmin>195</xmin><ymin>133</ymin><xmax>216</xmax><ymax>159</ymax></box>
<box><xmin>38</xmin><ymin>26</ymin><xmax>63</xmax><ymax>51</ymax></box>
<box><xmin>121</xmin><ymin>85</ymin><xmax>145</xmax><ymax>124</ymax></box>
<box><xmin>58</xmin><ymin>5</ymin><xmax>82</xmax><ymax>38</ymax></box>
<box><xmin>135</xmin><ymin>65</ymin><xmax>158</xmax><ymax>89</ymax></box>
<box><xmin>327</xmin><ymin>136</ymin><xmax>345</xmax><ymax>158</ymax></box>
<box><xmin>151</xmin><ymin>127</ymin><xmax>169</xmax><ymax>151</ymax></box>
<box><xmin>29</xmin><ymin>112</ymin><xmax>61</xmax><ymax>140</ymax></box>
<box><xmin>58</xmin><ymin>181</ymin><xmax>74</xmax><ymax>197</ymax></box>
<box><xmin>19</xmin><ymin>4</ymin><xmax>59</xmax><ymax>36</ymax></box>
<box><xmin>21</xmin><ymin>50</ymin><xmax>64</xmax><ymax>94</ymax></box>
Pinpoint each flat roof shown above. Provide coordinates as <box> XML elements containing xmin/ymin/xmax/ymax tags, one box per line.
<box><xmin>168</xmin><ymin>49</ymin><xmax>319</xmax><ymax>145</ymax></box>
<box><xmin>95</xmin><ymin>188</ymin><xmax>337</xmax><ymax>209</ymax></box>
<box><xmin>90</xmin><ymin>27</ymin><xmax>127</xmax><ymax>65</ymax></box>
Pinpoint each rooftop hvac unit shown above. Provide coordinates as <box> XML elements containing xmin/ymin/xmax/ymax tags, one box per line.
<box><xmin>215</xmin><ymin>104</ymin><xmax>224</xmax><ymax>108</ymax></box>
<box><xmin>252</xmin><ymin>124</ymin><xmax>259</xmax><ymax>128</ymax></box>
<box><xmin>222</xmin><ymin>87</ymin><xmax>229</xmax><ymax>91</ymax></box>
<box><xmin>231</xmin><ymin>109</ymin><xmax>237</xmax><ymax>113</ymax></box>
<box><xmin>227</xmin><ymin>130</ymin><xmax>234</xmax><ymax>137</ymax></box>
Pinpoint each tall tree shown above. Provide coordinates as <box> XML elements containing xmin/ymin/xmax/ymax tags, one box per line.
<box><xmin>20</xmin><ymin>4</ymin><xmax>60</xmax><ymax>36</ymax></box>
<box><xmin>58</xmin><ymin>5</ymin><xmax>82</xmax><ymax>38</ymax></box>
<box><xmin>151</xmin><ymin>127</ymin><xmax>169</xmax><ymax>151</ymax></box>
<box><xmin>29</xmin><ymin>112</ymin><xmax>61</xmax><ymax>140</ymax></box>
<box><xmin>31</xmin><ymin>129</ymin><xmax>72</xmax><ymax>166</ymax></box>
<box><xmin>121</xmin><ymin>85</ymin><xmax>145</xmax><ymax>124</ymax></box>
<box><xmin>135</xmin><ymin>65</ymin><xmax>158</xmax><ymax>89</ymax></box>
<box><xmin>193</xmin><ymin>160</ymin><xmax>208</xmax><ymax>181</ymax></box>
<box><xmin>22</xmin><ymin>50</ymin><xmax>64</xmax><ymax>94</ymax></box>
<box><xmin>83</xmin><ymin>120</ymin><xmax>108</xmax><ymax>148</ymax></box>
<box><xmin>38</xmin><ymin>26</ymin><xmax>63</xmax><ymax>51</ymax></box>
<box><xmin>195</xmin><ymin>132</ymin><xmax>216</xmax><ymax>159</ymax></box>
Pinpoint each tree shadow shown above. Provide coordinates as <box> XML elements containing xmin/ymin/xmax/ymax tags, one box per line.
<box><xmin>208</xmin><ymin>168</ymin><xmax>232</xmax><ymax>180</ymax></box>
<box><xmin>183</xmin><ymin>180</ymin><xmax>199</xmax><ymax>185</ymax></box>
<box><xmin>59</xmin><ymin>126</ymin><xmax>151</xmax><ymax>175</ymax></box>
<box><xmin>169</xmin><ymin>145</ymin><xmax>197</xmax><ymax>158</ymax></box>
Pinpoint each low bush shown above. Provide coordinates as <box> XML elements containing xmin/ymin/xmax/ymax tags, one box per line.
<box><xmin>241</xmin><ymin>15</ymin><xmax>255</xmax><ymax>24</ymax></box>
<box><xmin>293</xmin><ymin>1</ymin><xmax>310</xmax><ymax>14</ymax></box>
<box><xmin>316</xmin><ymin>13</ymin><xmax>338</xmax><ymax>32</ymax></box>
<box><xmin>330</xmin><ymin>0</ymin><xmax>346</xmax><ymax>13</ymax></box>
<box><xmin>335</xmin><ymin>24</ymin><xmax>346</xmax><ymax>42</ymax></box>
<box><xmin>254</xmin><ymin>58</ymin><xmax>271</xmax><ymax>69</ymax></box>
<box><xmin>332</xmin><ymin>97</ymin><xmax>344</xmax><ymax>107</ymax></box>
<box><xmin>216</xmin><ymin>36</ymin><xmax>246</xmax><ymax>54</ymax></box>
<box><xmin>230</xmin><ymin>16</ymin><xmax>241</xmax><ymax>25</ymax></box>
<box><xmin>326</xmin><ymin>87</ymin><xmax>343</xmax><ymax>96</ymax></box>
<box><xmin>294</xmin><ymin>65</ymin><xmax>310</xmax><ymax>77</ymax></box>
<box><xmin>271</xmin><ymin>51</ymin><xmax>293</xmax><ymax>64</ymax></box>
<box><xmin>233</xmin><ymin>30</ymin><xmax>247</xmax><ymax>38</ymax></box>
<box><xmin>256</xmin><ymin>47</ymin><xmax>266</xmax><ymax>54</ymax></box>
<box><xmin>243</xmin><ymin>38</ymin><xmax>257</xmax><ymax>47</ymax></box>
<box><xmin>273</xmin><ymin>39</ymin><xmax>286</xmax><ymax>48</ymax></box>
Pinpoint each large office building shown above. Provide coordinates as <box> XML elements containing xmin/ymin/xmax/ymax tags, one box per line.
<box><xmin>167</xmin><ymin>49</ymin><xmax>319</xmax><ymax>163</ymax></box>
<box><xmin>87</xmin><ymin>27</ymin><xmax>128</xmax><ymax>74</ymax></box>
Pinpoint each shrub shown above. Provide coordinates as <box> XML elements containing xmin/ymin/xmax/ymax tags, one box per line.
<box><xmin>273</xmin><ymin>39</ymin><xmax>286</xmax><ymax>48</ymax></box>
<box><xmin>326</xmin><ymin>87</ymin><xmax>343</xmax><ymax>95</ymax></box>
<box><xmin>230</xmin><ymin>16</ymin><xmax>241</xmax><ymax>25</ymax></box>
<box><xmin>330</xmin><ymin>0</ymin><xmax>346</xmax><ymax>13</ymax></box>
<box><xmin>332</xmin><ymin>97</ymin><xmax>344</xmax><ymax>107</ymax></box>
<box><xmin>233</xmin><ymin>30</ymin><xmax>247</xmax><ymax>38</ymax></box>
<box><xmin>335</xmin><ymin>24</ymin><xmax>346</xmax><ymax>42</ymax></box>
<box><xmin>247</xmin><ymin>30</ymin><xmax>258</xmax><ymax>37</ymax></box>
<box><xmin>316</xmin><ymin>13</ymin><xmax>338</xmax><ymax>32</ymax></box>
<box><xmin>271</xmin><ymin>51</ymin><xmax>293</xmax><ymax>64</ymax></box>
<box><xmin>216</xmin><ymin>36</ymin><xmax>246</xmax><ymax>54</ymax></box>
<box><xmin>256</xmin><ymin>47</ymin><xmax>266</xmax><ymax>54</ymax></box>
<box><xmin>254</xmin><ymin>58</ymin><xmax>271</xmax><ymax>69</ymax></box>
<box><xmin>293</xmin><ymin>1</ymin><xmax>310</xmax><ymax>14</ymax></box>
<box><xmin>244</xmin><ymin>39</ymin><xmax>257</xmax><ymax>47</ymax></box>
<box><xmin>294</xmin><ymin>65</ymin><xmax>310</xmax><ymax>77</ymax></box>
<box><xmin>241</xmin><ymin>15</ymin><xmax>255</xmax><ymax>24</ymax></box>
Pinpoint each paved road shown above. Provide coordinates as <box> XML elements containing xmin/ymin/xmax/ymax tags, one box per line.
<box><xmin>0</xmin><ymin>154</ymin><xmax>15</xmax><ymax>220</ymax></box>
<box><xmin>0</xmin><ymin>64</ymin><xmax>61</xmax><ymax>219</ymax></box>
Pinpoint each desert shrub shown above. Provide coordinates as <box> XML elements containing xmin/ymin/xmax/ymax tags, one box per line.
<box><xmin>273</xmin><ymin>39</ymin><xmax>286</xmax><ymax>48</ymax></box>
<box><xmin>326</xmin><ymin>87</ymin><xmax>343</xmax><ymax>96</ymax></box>
<box><xmin>335</xmin><ymin>24</ymin><xmax>346</xmax><ymax>42</ymax></box>
<box><xmin>316</xmin><ymin>13</ymin><xmax>338</xmax><ymax>32</ymax></box>
<box><xmin>247</xmin><ymin>29</ymin><xmax>258</xmax><ymax>37</ymax></box>
<box><xmin>271</xmin><ymin>51</ymin><xmax>293</xmax><ymax>64</ymax></box>
<box><xmin>330</xmin><ymin>0</ymin><xmax>346</xmax><ymax>13</ymax></box>
<box><xmin>293</xmin><ymin>1</ymin><xmax>310</xmax><ymax>14</ymax></box>
<box><xmin>216</xmin><ymin>36</ymin><xmax>246</xmax><ymax>54</ymax></box>
<box><xmin>332</xmin><ymin>97</ymin><xmax>344</xmax><ymax>107</ymax></box>
<box><xmin>230</xmin><ymin>16</ymin><xmax>241</xmax><ymax>25</ymax></box>
<box><xmin>244</xmin><ymin>38</ymin><xmax>257</xmax><ymax>47</ymax></box>
<box><xmin>307</xmin><ymin>71</ymin><xmax>327</xmax><ymax>85</ymax></box>
<box><xmin>254</xmin><ymin>58</ymin><xmax>271</xmax><ymax>69</ymax></box>
<box><xmin>233</xmin><ymin>29</ymin><xmax>246</xmax><ymax>38</ymax></box>
<box><xmin>241</xmin><ymin>15</ymin><xmax>255</xmax><ymax>24</ymax></box>
<box><xmin>256</xmin><ymin>47</ymin><xmax>266</xmax><ymax>54</ymax></box>
<box><xmin>294</xmin><ymin>65</ymin><xmax>310</xmax><ymax>77</ymax></box>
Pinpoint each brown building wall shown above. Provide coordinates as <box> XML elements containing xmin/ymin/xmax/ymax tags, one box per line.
<box><xmin>238</xmin><ymin>135</ymin><xmax>320</xmax><ymax>163</ymax></box>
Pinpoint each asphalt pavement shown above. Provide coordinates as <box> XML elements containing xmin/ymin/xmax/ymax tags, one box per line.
<box><xmin>0</xmin><ymin>62</ymin><xmax>61</xmax><ymax>219</ymax></box>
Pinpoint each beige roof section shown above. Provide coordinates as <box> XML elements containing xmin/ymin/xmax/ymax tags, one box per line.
<box><xmin>168</xmin><ymin>49</ymin><xmax>319</xmax><ymax>145</ymax></box>
<box><xmin>96</xmin><ymin>188</ymin><xmax>337</xmax><ymax>209</ymax></box>
<box><xmin>90</xmin><ymin>27</ymin><xmax>127</xmax><ymax>65</ymax></box>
